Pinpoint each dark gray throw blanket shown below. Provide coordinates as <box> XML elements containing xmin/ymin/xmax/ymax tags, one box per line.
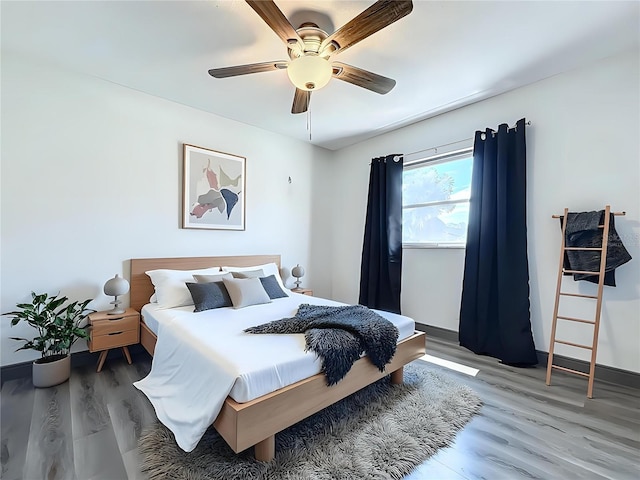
<box><xmin>244</xmin><ymin>304</ymin><xmax>399</xmax><ymax>385</ymax></box>
<box><xmin>561</xmin><ymin>211</ymin><xmax>632</xmax><ymax>286</ymax></box>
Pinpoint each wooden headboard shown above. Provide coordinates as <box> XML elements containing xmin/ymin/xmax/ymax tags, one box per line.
<box><xmin>130</xmin><ymin>255</ymin><xmax>281</xmax><ymax>312</ymax></box>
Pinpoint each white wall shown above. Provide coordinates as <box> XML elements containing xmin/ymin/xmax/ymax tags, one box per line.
<box><xmin>0</xmin><ymin>53</ymin><xmax>333</xmax><ymax>366</ymax></box>
<box><xmin>329</xmin><ymin>50</ymin><xmax>640</xmax><ymax>373</ymax></box>
<box><xmin>3</xmin><ymin>50</ymin><xmax>638</xmax><ymax>373</ymax></box>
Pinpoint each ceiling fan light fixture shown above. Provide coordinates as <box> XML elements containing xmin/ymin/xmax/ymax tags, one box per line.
<box><xmin>287</xmin><ymin>55</ymin><xmax>332</xmax><ymax>91</ymax></box>
<box><xmin>209</xmin><ymin>0</ymin><xmax>413</xmax><ymax>113</ymax></box>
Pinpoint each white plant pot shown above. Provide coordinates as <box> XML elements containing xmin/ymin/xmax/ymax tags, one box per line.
<box><xmin>32</xmin><ymin>354</ymin><xmax>71</xmax><ymax>388</ymax></box>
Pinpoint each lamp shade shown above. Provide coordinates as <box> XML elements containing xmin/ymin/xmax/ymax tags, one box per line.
<box><xmin>291</xmin><ymin>265</ymin><xmax>305</xmax><ymax>279</ymax></box>
<box><xmin>103</xmin><ymin>274</ymin><xmax>129</xmax><ymax>296</ymax></box>
<box><xmin>287</xmin><ymin>56</ymin><xmax>332</xmax><ymax>91</ymax></box>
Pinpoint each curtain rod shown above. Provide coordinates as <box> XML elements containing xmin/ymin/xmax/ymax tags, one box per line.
<box><xmin>399</xmin><ymin>120</ymin><xmax>532</xmax><ymax>159</ymax></box>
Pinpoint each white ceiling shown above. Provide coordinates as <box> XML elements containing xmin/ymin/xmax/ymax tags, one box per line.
<box><xmin>2</xmin><ymin>1</ymin><xmax>638</xmax><ymax>150</ymax></box>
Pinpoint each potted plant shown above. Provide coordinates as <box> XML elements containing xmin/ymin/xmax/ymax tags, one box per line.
<box><xmin>4</xmin><ymin>292</ymin><xmax>94</xmax><ymax>387</ymax></box>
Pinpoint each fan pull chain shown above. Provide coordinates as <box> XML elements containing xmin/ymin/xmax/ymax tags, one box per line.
<box><xmin>306</xmin><ymin>108</ymin><xmax>312</xmax><ymax>142</ymax></box>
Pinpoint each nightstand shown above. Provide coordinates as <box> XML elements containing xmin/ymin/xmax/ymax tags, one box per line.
<box><xmin>291</xmin><ymin>288</ymin><xmax>313</xmax><ymax>296</ymax></box>
<box><xmin>88</xmin><ymin>307</ymin><xmax>140</xmax><ymax>372</ymax></box>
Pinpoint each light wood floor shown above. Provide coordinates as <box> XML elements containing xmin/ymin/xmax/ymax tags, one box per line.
<box><xmin>2</xmin><ymin>336</ymin><xmax>638</xmax><ymax>479</ymax></box>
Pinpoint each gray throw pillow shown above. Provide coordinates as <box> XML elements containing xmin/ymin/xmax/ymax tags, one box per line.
<box><xmin>193</xmin><ymin>272</ymin><xmax>233</xmax><ymax>283</ymax></box>
<box><xmin>230</xmin><ymin>269</ymin><xmax>265</xmax><ymax>279</ymax></box>
<box><xmin>259</xmin><ymin>275</ymin><xmax>288</xmax><ymax>299</ymax></box>
<box><xmin>186</xmin><ymin>281</ymin><xmax>232</xmax><ymax>312</ymax></box>
<box><xmin>222</xmin><ymin>277</ymin><xmax>271</xmax><ymax>309</ymax></box>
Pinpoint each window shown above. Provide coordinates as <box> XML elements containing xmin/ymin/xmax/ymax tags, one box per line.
<box><xmin>402</xmin><ymin>148</ymin><xmax>473</xmax><ymax>247</ymax></box>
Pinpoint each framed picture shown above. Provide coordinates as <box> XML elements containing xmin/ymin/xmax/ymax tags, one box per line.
<box><xmin>182</xmin><ymin>144</ymin><xmax>245</xmax><ymax>230</ymax></box>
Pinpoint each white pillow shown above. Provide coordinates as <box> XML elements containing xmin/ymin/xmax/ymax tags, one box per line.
<box><xmin>222</xmin><ymin>277</ymin><xmax>271</xmax><ymax>309</ymax></box>
<box><xmin>146</xmin><ymin>267</ymin><xmax>221</xmax><ymax>309</ymax></box>
<box><xmin>230</xmin><ymin>269</ymin><xmax>265</xmax><ymax>279</ymax></box>
<box><xmin>192</xmin><ymin>272</ymin><xmax>233</xmax><ymax>283</ymax></box>
<box><xmin>221</xmin><ymin>263</ymin><xmax>287</xmax><ymax>290</ymax></box>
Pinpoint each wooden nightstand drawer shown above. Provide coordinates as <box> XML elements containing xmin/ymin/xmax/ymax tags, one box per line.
<box><xmin>87</xmin><ymin>308</ymin><xmax>141</xmax><ymax>367</ymax></box>
<box><xmin>91</xmin><ymin>315</ymin><xmax>139</xmax><ymax>336</ymax></box>
<box><xmin>89</xmin><ymin>329</ymin><xmax>139</xmax><ymax>351</ymax></box>
<box><xmin>292</xmin><ymin>288</ymin><xmax>313</xmax><ymax>296</ymax></box>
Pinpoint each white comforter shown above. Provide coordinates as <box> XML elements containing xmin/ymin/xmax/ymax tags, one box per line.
<box><xmin>134</xmin><ymin>293</ymin><xmax>415</xmax><ymax>452</ymax></box>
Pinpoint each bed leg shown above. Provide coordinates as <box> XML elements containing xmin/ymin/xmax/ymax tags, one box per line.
<box><xmin>391</xmin><ymin>367</ymin><xmax>404</xmax><ymax>384</ymax></box>
<box><xmin>254</xmin><ymin>435</ymin><xmax>275</xmax><ymax>462</ymax></box>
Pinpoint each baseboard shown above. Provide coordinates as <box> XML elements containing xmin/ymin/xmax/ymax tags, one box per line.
<box><xmin>416</xmin><ymin>322</ymin><xmax>640</xmax><ymax>389</ymax></box>
<box><xmin>535</xmin><ymin>351</ymin><xmax>640</xmax><ymax>390</ymax></box>
<box><xmin>0</xmin><ymin>344</ymin><xmax>149</xmax><ymax>386</ymax></box>
<box><xmin>415</xmin><ymin>323</ymin><xmax>459</xmax><ymax>342</ymax></box>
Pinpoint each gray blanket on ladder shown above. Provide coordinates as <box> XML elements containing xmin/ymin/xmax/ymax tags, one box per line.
<box><xmin>244</xmin><ymin>304</ymin><xmax>399</xmax><ymax>385</ymax></box>
<box><xmin>561</xmin><ymin>210</ymin><xmax>632</xmax><ymax>286</ymax></box>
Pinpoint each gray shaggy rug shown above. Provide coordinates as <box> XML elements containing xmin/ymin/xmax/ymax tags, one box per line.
<box><xmin>138</xmin><ymin>361</ymin><xmax>482</xmax><ymax>480</ymax></box>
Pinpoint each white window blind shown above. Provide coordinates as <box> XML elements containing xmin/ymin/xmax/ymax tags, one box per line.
<box><xmin>402</xmin><ymin>147</ymin><xmax>473</xmax><ymax>248</ymax></box>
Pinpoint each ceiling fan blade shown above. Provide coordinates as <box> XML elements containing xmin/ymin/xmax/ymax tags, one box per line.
<box><xmin>332</xmin><ymin>62</ymin><xmax>396</xmax><ymax>94</ymax></box>
<box><xmin>245</xmin><ymin>0</ymin><xmax>304</xmax><ymax>48</ymax></box>
<box><xmin>321</xmin><ymin>0</ymin><xmax>413</xmax><ymax>56</ymax></box>
<box><xmin>208</xmin><ymin>61</ymin><xmax>287</xmax><ymax>78</ymax></box>
<box><xmin>292</xmin><ymin>89</ymin><xmax>310</xmax><ymax>114</ymax></box>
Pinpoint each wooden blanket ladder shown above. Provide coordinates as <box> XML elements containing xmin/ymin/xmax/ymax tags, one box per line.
<box><xmin>546</xmin><ymin>205</ymin><xmax>625</xmax><ymax>398</ymax></box>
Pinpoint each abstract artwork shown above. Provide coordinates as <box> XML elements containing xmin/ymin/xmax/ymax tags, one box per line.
<box><xmin>182</xmin><ymin>144</ymin><xmax>245</xmax><ymax>230</ymax></box>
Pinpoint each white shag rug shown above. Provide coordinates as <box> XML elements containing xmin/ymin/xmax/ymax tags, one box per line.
<box><xmin>139</xmin><ymin>361</ymin><xmax>482</xmax><ymax>479</ymax></box>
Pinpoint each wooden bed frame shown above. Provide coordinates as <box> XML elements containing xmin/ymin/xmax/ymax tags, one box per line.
<box><xmin>130</xmin><ymin>255</ymin><xmax>426</xmax><ymax>461</ymax></box>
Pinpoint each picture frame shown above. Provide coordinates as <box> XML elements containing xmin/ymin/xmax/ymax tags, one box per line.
<box><xmin>182</xmin><ymin>144</ymin><xmax>246</xmax><ymax>230</ymax></box>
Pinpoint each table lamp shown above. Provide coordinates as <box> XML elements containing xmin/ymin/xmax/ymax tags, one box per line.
<box><xmin>291</xmin><ymin>264</ymin><xmax>305</xmax><ymax>289</ymax></box>
<box><xmin>103</xmin><ymin>274</ymin><xmax>129</xmax><ymax>315</ymax></box>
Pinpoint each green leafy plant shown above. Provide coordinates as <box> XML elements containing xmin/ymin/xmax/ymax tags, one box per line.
<box><xmin>4</xmin><ymin>292</ymin><xmax>94</xmax><ymax>364</ymax></box>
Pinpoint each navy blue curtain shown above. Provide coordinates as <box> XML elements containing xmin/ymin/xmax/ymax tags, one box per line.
<box><xmin>359</xmin><ymin>154</ymin><xmax>403</xmax><ymax>314</ymax></box>
<box><xmin>459</xmin><ymin>119</ymin><xmax>537</xmax><ymax>366</ymax></box>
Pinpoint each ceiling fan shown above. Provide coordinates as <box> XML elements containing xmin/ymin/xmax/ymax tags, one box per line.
<box><xmin>208</xmin><ymin>0</ymin><xmax>413</xmax><ymax>114</ymax></box>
